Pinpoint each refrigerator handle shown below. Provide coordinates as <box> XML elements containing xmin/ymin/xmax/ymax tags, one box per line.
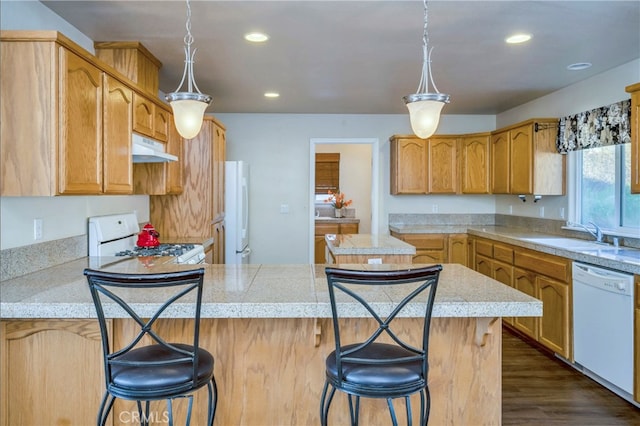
<box><xmin>241</xmin><ymin>177</ymin><xmax>249</xmax><ymax>238</ymax></box>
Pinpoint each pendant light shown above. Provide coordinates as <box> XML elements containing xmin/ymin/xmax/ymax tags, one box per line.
<box><xmin>403</xmin><ymin>0</ymin><xmax>450</xmax><ymax>139</ymax></box>
<box><xmin>165</xmin><ymin>0</ymin><xmax>212</xmax><ymax>139</ymax></box>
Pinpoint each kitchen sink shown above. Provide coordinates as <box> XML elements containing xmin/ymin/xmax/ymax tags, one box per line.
<box><xmin>521</xmin><ymin>237</ymin><xmax>608</xmax><ymax>251</ymax></box>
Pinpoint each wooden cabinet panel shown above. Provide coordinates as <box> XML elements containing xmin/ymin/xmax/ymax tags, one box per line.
<box><xmin>510</xmin><ymin>124</ymin><xmax>533</xmax><ymax>194</ymax></box>
<box><xmin>0</xmin><ymin>320</ymin><xmax>108</xmax><ymax>425</ymax></box>
<box><xmin>492</xmin><ymin>260</ymin><xmax>514</xmax><ymax>326</ymax></box>
<box><xmin>537</xmin><ymin>276</ymin><xmax>570</xmax><ymax>359</ymax></box>
<box><xmin>514</xmin><ymin>248</ymin><xmax>570</xmax><ymax>283</ymax></box>
<box><xmin>132</xmin><ymin>93</ymin><xmax>154</xmax><ymax>137</ymax></box>
<box><xmin>490</xmin><ymin>130</ymin><xmax>510</xmax><ymax>194</ymax></box>
<box><xmin>626</xmin><ymin>83</ymin><xmax>640</xmax><ymax>193</ymax></box>
<box><xmin>153</xmin><ymin>107</ymin><xmax>169</xmax><ymax>142</ymax></box>
<box><xmin>58</xmin><ymin>48</ymin><xmax>104</xmax><ymax>194</ymax></box>
<box><xmin>475</xmin><ymin>239</ymin><xmax>493</xmax><ymax>257</ymax></box>
<box><xmin>475</xmin><ymin>254</ymin><xmax>493</xmax><ymax>278</ymax></box>
<box><xmin>103</xmin><ymin>74</ymin><xmax>133</xmax><ymax>194</ymax></box>
<box><xmin>428</xmin><ymin>137</ymin><xmax>458</xmax><ymax>193</ymax></box>
<box><xmin>460</xmin><ymin>134</ymin><xmax>490</xmax><ymax>194</ymax></box>
<box><xmin>0</xmin><ymin>39</ymin><xmax>57</xmax><ymax>196</ymax></box>
<box><xmin>513</xmin><ymin>267</ymin><xmax>538</xmax><ymax>340</ymax></box>
<box><xmin>413</xmin><ymin>251</ymin><xmax>446</xmax><ymax>264</ymax></box>
<box><xmin>448</xmin><ymin>234</ymin><xmax>468</xmax><ymax>266</ymax></box>
<box><xmin>493</xmin><ymin>243</ymin><xmax>513</xmax><ymax>264</ymax></box>
<box><xmin>165</xmin><ymin>117</ymin><xmax>183</xmax><ymax>194</ymax></box>
<box><xmin>399</xmin><ymin>234</ymin><xmax>445</xmax><ymax>250</ymax></box>
<box><xmin>390</xmin><ymin>137</ymin><xmax>428</xmax><ymax>194</ymax></box>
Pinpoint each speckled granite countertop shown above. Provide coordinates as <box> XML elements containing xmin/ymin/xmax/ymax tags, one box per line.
<box><xmin>466</xmin><ymin>226</ymin><xmax>640</xmax><ymax>274</ymax></box>
<box><xmin>0</xmin><ymin>260</ymin><xmax>540</xmax><ymax>319</ymax></box>
<box><xmin>325</xmin><ymin>234</ymin><xmax>416</xmax><ymax>255</ymax></box>
<box><xmin>315</xmin><ymin>217</ymin><xmax>360</xmax><ymax>224</ymax></box>
<box><xmin>391</xmin><ymin>224</ymin><xmax>639</xmax><ymax>274</ymax></box>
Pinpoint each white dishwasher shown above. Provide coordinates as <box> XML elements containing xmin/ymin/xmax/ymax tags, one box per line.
<box><xmin>572</xmin><ymin>262</ymin><xmax>634</xmax><ymax>402</ymax></box>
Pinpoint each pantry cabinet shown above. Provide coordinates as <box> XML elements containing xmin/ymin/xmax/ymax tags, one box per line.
<box><xmin>150</xmin><ymin>117</ymin><xmax>227</xmax><ymax>263</ymax></box>
<box><xmin>470</xmin><ymin>236</ymin><xmax>571</xmax><ymax>359</ymax></box>
<box><xmin>0</xmin><ymin>32</ymin><xmax>135</xmax><ymax>196</ymax></box>
<box><xmin>626</xmin><ymin>82</ymin><xmax>640</xmax><ymax>193</ymax></box>
<box><xmin>491</xmin><ymin>119</ymin><xmax>564</xmax><ymax>195</ymax></box>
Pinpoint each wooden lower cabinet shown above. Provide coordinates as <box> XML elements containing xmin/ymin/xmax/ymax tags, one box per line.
<box><xmin>391</xmin><ymin>232</ymin><xmax>469</xmax><ymax>266</ymax></box>
<box><xmin>314</xmin><ymin>222</ymin><xmax>359</xmax><ymax>264</ymax></box>
<box><xmin>471</xmin><ymin>236</ymin><xmax>572</xmax><ymax>359</ymax></box>
<box><xmin>0</xmin><ymin>319</ymin><xmax>108</xmax><ymax>426</ymax></box>
<box><xmin>2</xmin><ymin>317</ymin><xmax>502</xmax><ymax>425</ymax></box>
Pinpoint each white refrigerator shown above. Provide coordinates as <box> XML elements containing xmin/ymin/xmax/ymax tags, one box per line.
<box><xmin>225</xmin><ymin>161</ymin><xmax>250</xmax><ymax>264</ymax></box>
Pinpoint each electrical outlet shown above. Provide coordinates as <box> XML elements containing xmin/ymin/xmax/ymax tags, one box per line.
<box><xmin>367</xmin><ymin>258</ymin><xmax>382</xmax><ymax>264</ymax></box>
<box><xmin>559</xmin><ymin>207</ymin><xmax>565</xmax><ymax>219</ymax></box>
<box><xmin>539</xmin><ymin>206</ymin><xmax>545</xmax><ymax>217</ymax></box>
<box><xmin>280</xmin><ymin>204</ymin><xmax>289</xmax><ymax>214</ymax></box>
<box><xmin>432</xmin><ymin>204</ymin><xmax>438</xmax><ymax>213</ymax></box>
<box><xmin>509</xmin><ymin>205</ymin><xmax>513</xmax><ymax>214</ymax></box>
<box><xmin>33</xmin><ymin>218</ymin><xmax>43</xmax><ymax>240</ymax></box>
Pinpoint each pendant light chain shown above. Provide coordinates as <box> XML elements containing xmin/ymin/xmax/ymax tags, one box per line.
<box><xmin>417</xmin><ymin>0</ymin><xmax>441</xmax><ymax>95</ymax></box>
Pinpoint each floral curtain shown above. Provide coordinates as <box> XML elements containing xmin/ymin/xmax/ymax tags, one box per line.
<box><xmin>556</xmin><ymin>99</ymin><xmax>631</xmax><ymax>154</ymax></box>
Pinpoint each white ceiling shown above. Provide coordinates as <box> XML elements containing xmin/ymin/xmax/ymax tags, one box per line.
<box><xmin>41</xmin><ymin>0</ymin><xmax>640</xmax><ymax>115</ymax></box>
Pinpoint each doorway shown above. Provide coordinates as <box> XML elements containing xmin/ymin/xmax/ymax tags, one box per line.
<box><xmin>309</xmin><ymin>138</ymin><xmax>380</xmax><ymax>263</ymax></box>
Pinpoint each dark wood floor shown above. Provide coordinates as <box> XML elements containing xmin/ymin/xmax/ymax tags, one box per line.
<box><xmin>502</xmin><ymin>327</ymin><xmax>640</xmax><ymax>425</ymax></box>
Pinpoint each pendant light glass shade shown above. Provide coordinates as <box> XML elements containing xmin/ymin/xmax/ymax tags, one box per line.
<box><xmin>166</xmin><ymin>0</ymin><xmax>211</xmax><ymax>139</ymax></box>
<box><xmin>403</xmin><ymin>0</ymin><xmax>450</xmax><ymax>139</ymax></box>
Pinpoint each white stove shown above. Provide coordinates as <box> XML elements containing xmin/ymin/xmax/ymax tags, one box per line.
<box><xmin>88</xmin><ymin>213</ymin><xmax>205</xmax><ymax>265</ymax></box>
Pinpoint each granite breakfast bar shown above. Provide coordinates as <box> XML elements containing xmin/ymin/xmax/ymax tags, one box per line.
<box><xmin>1</xmin><ymin>259</ymin><xmax>541</xmax><ymax>425</ymax></box>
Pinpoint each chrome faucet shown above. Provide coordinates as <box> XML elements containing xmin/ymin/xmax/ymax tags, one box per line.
<box><xmin>578</xmin><ymin>222</ymin><xmax>604</xmax><ymax>243</ymax></box>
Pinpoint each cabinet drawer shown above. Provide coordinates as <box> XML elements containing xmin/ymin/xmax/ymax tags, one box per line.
<box><xmin>475</xmin><ymin>239</ymin><xmax>493</xmax><ymax>257</ymax></box>
<box><xmin>401</xmin><ymin>234</ymin><xmax>445</xmax><ymax>250</ymax></box>
<box><xmin>493</xmin><ymin>243</ymin><xmax>514</xmax><ymax>264</ymax></box>
<box><xmin>514</xmin><ymin>249</ymin><xmax>570</xmax><ymax>283</ymax></box>
<box><xmin>315</xmin><ymin>223</ymin><xmax>339</xmax><ymax>235</ymax></box>
<box><xmin>340</xmin><ymin>223</ymin><xmax>359</xmax><ymax>234</ymax></box>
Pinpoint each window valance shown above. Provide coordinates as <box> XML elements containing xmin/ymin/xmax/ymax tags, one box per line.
<box><xmin>556</xmin><ymin>99</ymin><xmax>631</xmax><ymax>154</ymax></box>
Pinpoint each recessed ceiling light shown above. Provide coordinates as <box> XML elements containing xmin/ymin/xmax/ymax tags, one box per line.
<box><xmin>567</xmin><ymin>62</ymin><xmax>592</xmax><ymax>71</ymax></box>
<box><xmin>264</xmin><ymin>92</ymin><xmax>280</xmax><ymax>98</ymax></box>
<box><xmin>505</xmin><ymin>33</ymin><xmax>532</xmax><ymax>44</ymax></box>
<box><xmin>244</xmin><ymin>32</ymin><xmax>269</xmax><ymax>43</ymax></box>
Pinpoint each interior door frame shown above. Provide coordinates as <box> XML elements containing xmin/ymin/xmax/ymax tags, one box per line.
<box><xmin>309</xmin><ymin>137</ymin><xmax>380</xmax><ymax>263</ymax></box>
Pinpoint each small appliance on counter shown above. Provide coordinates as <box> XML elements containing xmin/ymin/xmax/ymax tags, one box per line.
<box><xmin>88</xmin><ymin>213</ymin><xmax>205</xmax><ymax>265</ymax></box>
<box><xmin>137</xmin><ymin>223</ymin><xmax>160</xmax><ymax>248</ymax></box>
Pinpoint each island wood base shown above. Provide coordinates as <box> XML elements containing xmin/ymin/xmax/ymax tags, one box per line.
<box><xmin>1</xmin><ymin>316</ymin><xmax>501</xmax><ymax>425</ymax></box>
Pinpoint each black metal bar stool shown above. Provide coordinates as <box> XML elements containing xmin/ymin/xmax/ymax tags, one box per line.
<box><xmin>84</xmin><ymin>268</ymin><xmax>217</xmax><ymax>426</ymax></box>
<box><xmin>321</xmin><ymin>265</ymin><xmax>442</xmax><ymax>425</ymax></box>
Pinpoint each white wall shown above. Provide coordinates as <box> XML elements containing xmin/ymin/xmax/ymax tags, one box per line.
<box><xmin>0</xmin><ymin>0</ymin><xmax>149</xmax><ymax>250</ymax></box>
<box><xmin>494</xmin><ymin>59</ymin><xmax>640</xmax><ymax>221</ymax></box>
<box><xmin>215</xmin><ymin>113</ymin><xmax>496</xmax><ymax>263</ymax></box>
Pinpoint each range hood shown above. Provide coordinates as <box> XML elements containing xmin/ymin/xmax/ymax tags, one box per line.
<box><xmin>132</xmin><ymin>133</ymin><xmax>178</xmax><ymax>163</ymax></box>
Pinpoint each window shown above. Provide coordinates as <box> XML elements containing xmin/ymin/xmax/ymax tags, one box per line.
<box><xmin>315</xmin><ymin>153</ymin><xmax>340</xmax><ymax>195</ymax></box>
<box><xmin>573</xmin><ymin>144</ymin><xmax>640</xmax><ymax>235</ymax></box>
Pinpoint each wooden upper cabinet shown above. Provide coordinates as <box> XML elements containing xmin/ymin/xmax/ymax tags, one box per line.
<box><xmin>102</xmin><ymin>74</ymin><xmax>133</xmax><ymax>194</ymax></box>
<box><xmin>428</xmin><ymin>137</ymin><xmax>458</xmax><ymax>194</ymax></box>
<box><xmin>154</xmin><ymin>107</ymin><xmax>169</xmax><ymax>141</ymax></box>
<box><xmin>491</xmin><ymin>119</ymin><xmax>564</xmax><ymax>195</ymax></box>
<box><xmin>490</xmin><ymin>130</ymin><xmax>510</xmax><ymax>194</ymax></box>
<box><xmin>165</xmin><ymin>116</ymin><xmax>184</xmax><ymax>195</ymax></box>
<box><xmin>133</xmin><ymin>93</ymin><xmax>154</xmax><ymax>137</ymax></box>
<box><xmin>626</xmin><ymin>82</ymin><xmax>640</xmax><ymax>193</ymax></box>
<box><xmin>510</xmin><ymin>124</ymin><xmax>533</xmax><ymax>194</ymax></box>
<box><xmin>390</xmin><ymin>136</ymin><xmax>428</xmax><ymax>194</ymax></box>
<box><xmin>58</xmin><ymin>48</ymin><xmax>104</xmax><ymax>194</ymax></box>
<box><xmin>460</xmin><ymin>133</ymin><xmax>490</xmax><ymax>194</ymax></box>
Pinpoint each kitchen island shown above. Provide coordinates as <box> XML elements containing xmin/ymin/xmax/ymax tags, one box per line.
<box><xmin>325</xmin><ymin>233</ymin><xmax>416</xmax><ymax>264</ymax></box>
<box><xmin>1</xmin><ymin>260</ymin><xmax>541</xmax><ymax>425</ymax></box>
